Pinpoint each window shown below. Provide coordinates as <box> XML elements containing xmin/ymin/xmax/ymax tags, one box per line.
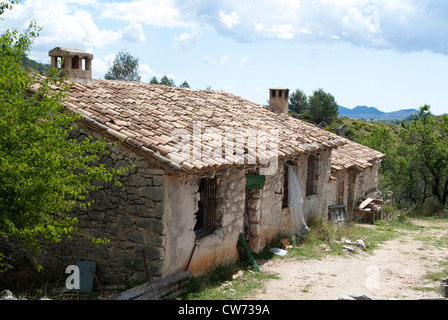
<box><xmin>306</xmin><ymin>155</ymin><xmax>319</xmax><ymax>196</ymax></box>
<box><xmin>194</xmin><ymin>178</ymin><xmax>217</xmax><ymax>239</ymax></box>
<box><xmin>72</xmin><ymin>56</ymin><xmax>80</xmax><ymax>69</ymax></box>
<box><xmin>56</xmin><ymin>57</ymin><xmax>64</xmax><ymax>69</ymax></box>
<box><xmin>337</xmin><ymin>180</ymin><xmax>345</xmax><ymax>205</ymax></box>
<box><xmin>282</xmin><ymin>165</ymin><xmax>289</xmax><ymax>208</ymax></box>
<box><xmin>271</xmin><ymin>90</ymin><xmax>276</xmax><ymax>98</ymax></box>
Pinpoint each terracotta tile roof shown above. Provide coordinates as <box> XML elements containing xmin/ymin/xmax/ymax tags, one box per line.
<box><xmin>331</xmin><ymin>139</ymin><xmax>385</xmax><ymax>173</ymax></box>
<box><xmin>56</xmin><ymin>79</ymin><xmax>348</xmax><ymax>173</ymax></box>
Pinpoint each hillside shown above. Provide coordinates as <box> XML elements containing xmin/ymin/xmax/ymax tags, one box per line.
<box><xmin>21</xmin><ymin>55</ymin><xmax>50</xmax><ymax>75</ymax></box>
<box><xmin>339</xmin><ymin>105</ymin><xmax>418</xmax><ymax>120</ymax></box>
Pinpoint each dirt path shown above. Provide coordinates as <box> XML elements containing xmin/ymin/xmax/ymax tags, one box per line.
<box><xmin>248</xmin><ymin>219</ymin><xmax>448</xmax><ymax>300</ymax></box>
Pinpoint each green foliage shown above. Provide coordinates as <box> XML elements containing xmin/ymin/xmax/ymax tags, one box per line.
<box><xmin>399</xmin><ymin>106</ymin><xmax>448</xmax><ymax>205</ymax></box>
<box><xmin>183</xmin><ymin>263</ymin><xmax>276</xmax><ymax>300</ymax></box>
<box><xmin>0</xmin><ymin>2</ymin><xmax>124</xmax><ymax>271</ymax></box>
<box><xmin>179</xmin><ymin>80</ymin><xmax>190</xmax><ymax>88</ymax></box>
<box><xmin>104</xmin><ymin>49</ymin><xmax>141</xmax><ymax>82</ymax></box>
<box><xmin>350</xmin><ymin>105</ymin><xmax>448</xmax><ymax>209</ymax></box>
<box><xmin>21</xmin><ymin>54</ymin><xmax>50</xmax><ymax>75</ymax></box>
<box><xmin>150</xmin><ymin>75</ymin><xmax>190</xmax><ymax>88</ymax></box>
<box><xmin>289</xmin><ymin>88</ymin><xmax>339</xmax><ymax>126</ymax></box>
<box><xmin>159</xmin><ymin>75</ymin><xmax>175</xmax><ymax>87</ymax></box>
<box><xmin>307</xmin><ymin>89</ymin><xmax>339</xmax><ymax>125</ymax></box>
<box><xmin>289</xmin><ymin>89</ymin><xmax>308</xmax><ymax>114</ymax></box>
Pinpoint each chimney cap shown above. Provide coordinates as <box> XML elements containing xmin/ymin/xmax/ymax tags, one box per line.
<box><xmin>49</xmin><ymin>47</ymin><xmax>94</xmax><ymax>60</ymax></box>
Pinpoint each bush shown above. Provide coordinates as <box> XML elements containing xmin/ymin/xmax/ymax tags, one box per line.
<box><xmin>409</xmin><ymin>198</ymin><xmax>447</xmax><ymax>218</ymax></box>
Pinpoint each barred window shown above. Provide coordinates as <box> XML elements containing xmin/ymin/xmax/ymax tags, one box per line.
<box><xmin>337</xmin><ymin>180</ymin><xmax>345</xmax><ymax>205</ymax></box>
<box><xmin>282</xmin><ymin>166</ymin><xmax>289</xmax><ymax>208</ymax></box>
<box><xmin>194</xmin><ymin>178</ymin><xmax>217</xmax><ymax>239</ymax></box>
<box><xmin>306</xmin><ymin>155</ymin><xmax>319</xmax><ymax>196</ymax></box>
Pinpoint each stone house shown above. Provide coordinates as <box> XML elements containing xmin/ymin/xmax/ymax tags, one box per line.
<box><xmin>326</xmin><ymin>139</ymin><xmax>385</xmax><ymax>223</ymax></box>
<box><xmin>8</xmin><ymin>47</ymin><xmax>382</xmax><ymax>285</ymax></box>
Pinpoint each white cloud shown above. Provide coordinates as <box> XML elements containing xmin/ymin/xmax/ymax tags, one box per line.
<box><xmin>100</xmin><ymin>0</ymin><xmax>194</xmax><ymax>28</ymax></box>
<box><xmin>6</xmin><ymin>0</ymin><xmax>448</xmax><ymax>57</ymax></box>
<box><xmin>190</xmin><ymin>0</ymin><xmax>448</xmax><ymax>55</ymax></box>
<box><xmin>3</xmin><ymin>0</ymin><xmax>121</xmax><ymax>48</ymax></box>
<box><xmin>139</xmin><ymin>63</ymin><xmax>163</xmax><ymax>82</ymax></box>
<box><xmin>122</xmin><ymin>22</ymin><xmax>147</xmax><ymax>43</ymax></box>
<box><xmin>173</xmin><ymin>27</ymin><xmax>202</xmax><ymax>51</ymax></box>
<box><xmin>219</xmin><ymin>10</ymin><xmax>240</xmax><ymax>29</ymax></box>
<box><xmin>253</xmin><ymin>23</ymin><xmax>296</xmax><ymax>40</ymax></box>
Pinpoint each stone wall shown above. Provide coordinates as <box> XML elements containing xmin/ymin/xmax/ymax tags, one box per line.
<box><xmin>325</xmin><ymin>161</ymin><xmax>382</xmax><ymax>221</ymax></box>
<box><xmin>303</xmin><ymin>149</ymin><xmax>333</xmax><ymax>220</ymax></box>
<box><xmin>164</xmin><ymin>169</ymin><xmax>246</xmax><ymax>276</ymax></box>
<box><xmin>257</xmin><ymin>164</ymin><xmax>285</xmax><ymax>250</ymax></box>
<box><xmin>354</xmin><ymin>162</ymin><xmax>381</xmax><ymax>201</ymax></box>
<box><xmin>1</xmin><ymin>123</ymin><xmax>169</xmax><ymax>286</ymax></box>
<box><xmin>65</xmin><ymin>124</ymin><xmax>168</xmax><ymax>284</ymax></box>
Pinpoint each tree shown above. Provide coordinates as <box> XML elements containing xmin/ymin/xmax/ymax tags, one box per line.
<box><xmin>149</xmin><ymin>75</ymin><xmax>184</xmax><ymax>87</ymax></box>
<box><xmin>306</xmin><ymin>89</ymin><xmax>339</xmax><ymax>125</ymax></box>
<box><xmin>179</xmin><ymin>80</ymin><xmax>190</xmax><ymax>88</ymax></box>
<box><xmin>289</xmin><ymin>89</ymin><xmax>308</xmax><ymax>114</ymax></box>
<box><xmin>399</xmin><ymin>105</ymin><xmax>448</xmax><ymax>205</ymax></box>
<box><xmin>104</xmin><ymin>49</ymin><xmax>141</xmax><ymax>82</ymax></box>
<box><xmin>149</xmin><ymin>76</ymin><xmax>159</xmax><ymax>85</ymax></box>
<box><xmin>159</xmin><ymin>75</ymin><xmax>175</xmax><ymax>87</ymax></box>
<box><xmin>0</xmin><ymin>1</ymin><xmax>124</xmax><ymax>272</ymax></box>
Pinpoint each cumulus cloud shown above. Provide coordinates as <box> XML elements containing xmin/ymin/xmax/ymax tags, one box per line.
<box><xmin>122</xmin><ymin>22</ymin><xmax>147</xmax><ymax>43</ymax></box>
<box><xmin>100</xmin><ymin>0</ymin><xmax>194</xmax><ymax>28</ymax></box>
<box><xmin>173</xmin><ymin>27</ymin><xmax>202</xmax><ymax>51</ymax></box>
<box><xmin>218</xmin><ymin>10</ymin><xmax>240</xmax><ymax>29</ymax></box>
<box><xmin>183</xmin><ymin>0</ymin><xmax>448</xmax><ymax>55</ymax></box>
<box><xmin>3</xmin><ymin>0</ymin><xmax>121</xmax><ymax>48</ymax></box>
<box><xmin>139</xmin><ymin>63</ymin><xmax>163</xmax><ymax>82</ymax></box>
<box><xmin>6</xmin><ymin>0</ymin><xmax>448</xmax><ymax>56</ymax></box>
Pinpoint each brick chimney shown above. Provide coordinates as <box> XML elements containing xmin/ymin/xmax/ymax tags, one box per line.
<box><xmin>269</xmin><ymin>88</ymin><xmax>290</xmax><ymax>115</ymax></box>
<box><xmin>49</xmin><ymin>47</ymin><xmax>94</xmax><ymax>84</ymax></box>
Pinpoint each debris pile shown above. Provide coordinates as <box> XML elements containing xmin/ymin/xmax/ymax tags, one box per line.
<box><xmin>339</xmin><ymin>237</ymin><xmax>369</xmax><ymax>253</ymax></box>
<box><xmin>354</xmin><ymin>197</ymin><xmax>383</xmax><ymax>223</ymax></box>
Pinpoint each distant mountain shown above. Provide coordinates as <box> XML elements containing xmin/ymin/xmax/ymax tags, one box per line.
<box><xmin>338</xmin><ymin>105</ymin><xmax>419</xmax><ymax>120</ymax></box>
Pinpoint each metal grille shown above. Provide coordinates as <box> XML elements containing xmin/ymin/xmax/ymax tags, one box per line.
<box><xmin>194</xmin><ymin>178</ymin><xmax>217</xmax><ymax>239</ymax></box>
<box><xmin>306</xmin><ymin>156</ymin><xmax>319</xmax><ymax>196</ymax></box>
<box><xmin>337</xmin><ymin>180</ymin><xmax>345</xmax><ymax>205</ymax></box>
<box><xmin>282</xmin><ymin>166</ymin><xmax>289</xmax><ymax>208</ymax></box>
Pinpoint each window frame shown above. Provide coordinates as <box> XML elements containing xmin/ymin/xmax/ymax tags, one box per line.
<box><xmin>306</xmin><ymin>155</ymin><xmax>319</xmax><ymax>196</ymax></box>
<box><xmin>194</xmin><ymin>178</ymin><xmax>218</xmax><ymax>239</ymax></box>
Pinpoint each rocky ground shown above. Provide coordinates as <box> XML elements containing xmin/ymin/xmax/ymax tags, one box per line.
<box><xmin>248</xmin><ymin>218</ymin><xmax>448</xmax><ymax>300</ymax></box>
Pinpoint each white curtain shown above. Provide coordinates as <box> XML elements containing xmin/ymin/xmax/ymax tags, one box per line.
<box><xmin>287</xmin><ymin>164</ymin><xmax>310</xmax><ymax>238</ymax></box>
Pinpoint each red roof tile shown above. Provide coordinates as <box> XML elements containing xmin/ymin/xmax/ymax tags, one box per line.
<box><xmin>40</xmin><ymin>79</ymin><xmax>352</xmax><ymax>173</ymax></box>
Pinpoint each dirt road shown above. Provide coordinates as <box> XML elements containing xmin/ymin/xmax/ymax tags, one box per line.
<box><xmin>249</xmin><ymin>219</ymin><xmax>448</xmax><ymax>300</ymax></box>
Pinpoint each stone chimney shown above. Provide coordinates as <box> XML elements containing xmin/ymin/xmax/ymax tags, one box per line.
<box><xmin>49</xmin><ymin>47</ymin><xmax>94</xmax><ymax>84</ymax></box>
<box><xmin>269</xmin><ymin>88</ymin><xmax>290</xmax><ymax>115</ymax></box>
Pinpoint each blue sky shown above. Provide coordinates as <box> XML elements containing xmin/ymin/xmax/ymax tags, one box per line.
<box><xmin>2</xmin><ymin>0</ymin><xmax>448</xmax><ymax>115</ymax></box>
